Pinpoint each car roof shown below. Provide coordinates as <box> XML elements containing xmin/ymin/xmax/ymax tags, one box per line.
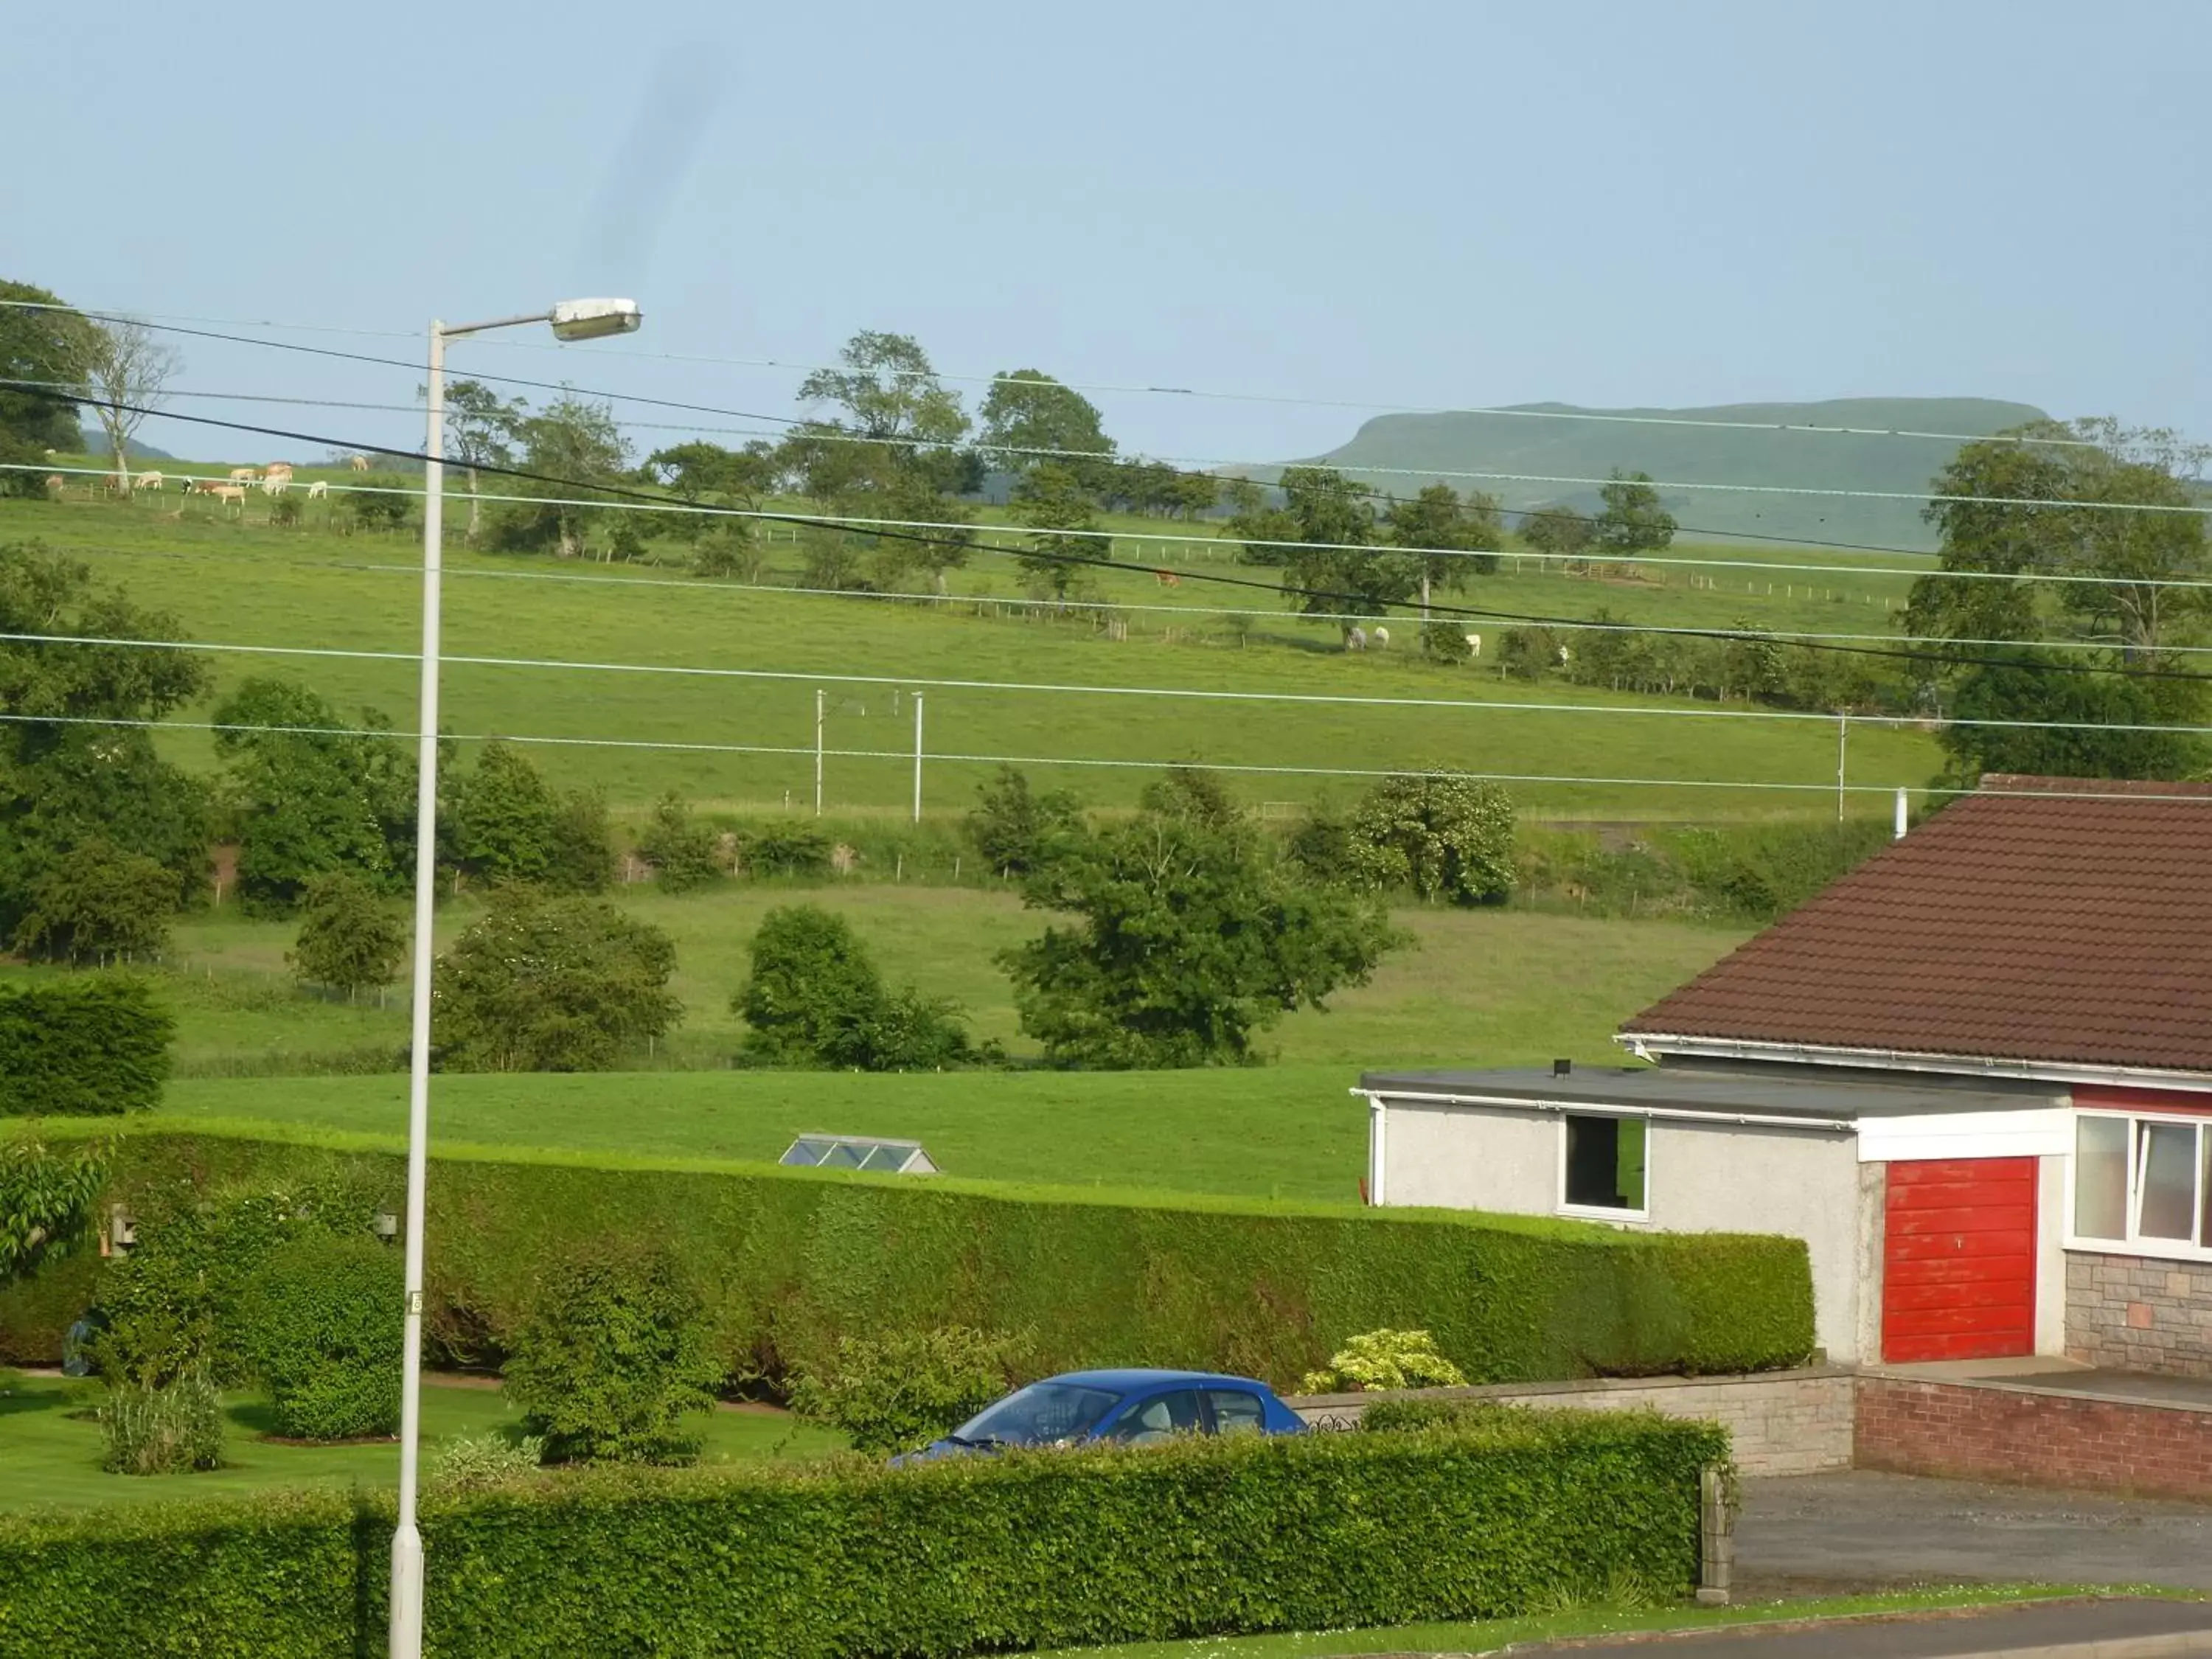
<box><xmin>1038</xmin><ymin>1368</ymin><xmax>1270</xmax><ymax>1393</ymax></box>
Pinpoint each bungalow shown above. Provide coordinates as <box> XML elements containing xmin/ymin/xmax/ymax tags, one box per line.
<box><xmin>1360</xmin><ymin>776</ymin><xmax>2212</xmax><ymax>1375</ymax></box>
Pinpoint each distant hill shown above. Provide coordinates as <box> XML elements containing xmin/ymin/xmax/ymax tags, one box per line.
<box><xmin>78</xmin><ymin>425</ymin><xmax>177</xmax><ymax>462</ymax></box>
<box><xmin>1267</xmin><ymin>397</ymin><xmax>2051</xmax><ymax>552</ymax></box>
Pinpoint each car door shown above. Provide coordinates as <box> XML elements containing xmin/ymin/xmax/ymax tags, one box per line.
<box><xmin>1201</xmin><ymin>1388</ymin><xmax>1268</xmax><ymax>1437</ymax></box>
<box><xmin>1105</xmin><ymin>1388</ymin><xmax>1203</xmax><ymax>1446</ymax></box>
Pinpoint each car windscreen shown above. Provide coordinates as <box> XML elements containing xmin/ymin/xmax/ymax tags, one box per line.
<box><xmin>953</xmin><ymin>1382</ymin><xmax>1124</xmax><ymax>1447</ymax></box>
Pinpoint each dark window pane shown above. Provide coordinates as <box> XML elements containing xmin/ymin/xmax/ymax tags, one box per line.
<box><xmin>1565</xmin><ymin>1115</ymin><xmax>1641</xmax><ymax>1211</ymax></box>
<box><xmin>1110</xmin><ymin>1389</ymin><xmax>1203</xmax><ymax>1444</ymax></box>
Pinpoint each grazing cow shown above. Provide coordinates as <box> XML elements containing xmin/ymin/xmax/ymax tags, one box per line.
<box><xmin>306</xmin><ymin>480</ymin><xmax>329</xmax><ymax>501</ymax></box>
<box><xmin>349</xmin><ymin>454</ymin><xmax>371</xmax><ymax>473</ymax></box>
<box><xmin>1345</xmin><ymin>625</ymin><xmax>1367</xmax><ymax>652</ymax></box>
<box><xmin>43</xmin><ymin>474</ymin><xmax>64</xmax><ymax>496</ymax></box>
<box><xmin>261</xmin><ymin>473</ymin><xmax>289</xmax><ymax>496</ymax></box>
<box><xmin>1154</xmin><ymin>570</ymin><xmax>1180</xmax><ymax>588</ymax></box>
<box><xmin>228</xmin><ymin>467</ymin><xmax>260</xmax><ymax>484</ymax></box>
<box><xmin>1464</xmin><ymin>633</ymin><xmax>1482</xmax><ymax>658</ymax></box>
<box><xmin>264</xmin><ymin>461</ymin><xmax>293</xmax><ymax>479</ymax></box>
<box><xmin>211</xmin><ymin>485</ymin><xmax>248</xmax><ymax>515</ymax></box>
<box><xmin>1371</xmin><ymin>625</ymin><xmax>1390</xmax><ymax>650</ymax></box>
<box><xmin>136</xmin><ymin>471</ymin><xmax>164</xmax><ymax>493</ymax></box>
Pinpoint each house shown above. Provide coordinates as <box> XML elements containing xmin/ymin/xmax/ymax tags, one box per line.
<box><xmin>1360</xmin><ymin>776</ymin><xmax>2212</xmax><ymax>1375</ymax></box>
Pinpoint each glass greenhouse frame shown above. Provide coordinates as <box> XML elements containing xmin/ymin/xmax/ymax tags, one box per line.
<box><xmin>779</xmin><ymin>1134</ymin><xmax>939</xmax><ymax>1175</ymax></box>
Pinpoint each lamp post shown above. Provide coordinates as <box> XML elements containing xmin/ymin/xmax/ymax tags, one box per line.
<box><xmin>390</xmin><ymin>296</ymin><xmax>641</xmax><ymax>1659</ymax></box>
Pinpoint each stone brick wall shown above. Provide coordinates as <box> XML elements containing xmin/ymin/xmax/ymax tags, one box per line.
<box><xmin>1290</xmin><ymin>1368</ymin><xmax>1854</xmax><ymax>1478</ymax></box>
<box><xmin>2067</xmin><ymin>1250</ymin><xmax>2212</xmax><ymax>1377</ymax></box>
<box><xmin>1857</xmin><ymin>1374</ymin><xmax>2212</xmax><ymax>1501</ymax></box>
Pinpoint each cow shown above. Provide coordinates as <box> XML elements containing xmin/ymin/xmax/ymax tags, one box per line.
<box><xmin>1556</xmin><ymin>644</ymin><xmax>1573</xmax><ymax>665</ymax></box>
<box><xmin>229</xmin><ymin>467</ymin><xmax>260</xmax><ymax>484</ymax></box>
<box><xmin>136</xmin><ymin>471</ymin><xmax>164</xmax><ymax>494</ymax></box>
<box><xmin>1154</xmin><ymin>570</ymin><xmax>1181</xmax><ymax>588</ymax></box>
<box><xmin>210</xmin><ymin>484</ymin><xmax>248</xmax><ymax>515</ymax></box>
<box><xmin>1345</xmin><ymin>625</ymin><xmax>1368</xmax><ymax>652</ymax></box>
<box><xmin>1464</xmin><ymin>633</ymin><xmax>1482</xmax><ymax>658</ymax></box>
<box><xmin>306</xmin><ymin>480</ymin><xmax>329</xmax><ymax>501</ymax></box>
<box><xmin>349</xmin><ymin>454</ymin><xmax>371</xmax><ymax>473</ymax></box>
<box><xmin>1371</xmin><ymin>625</ymin><xmax>1390</xmax><ymax>650</ymax></box>
<box><xmin>264</xmin><ymin>461</ymin><xmax>294</xmax><ymax>479</ymax></box>
<box><xmin>43</xmin><ymin>474</ymin><xmax>64</xmax><ymax>496</ymax></box>
<box><xmin>261</xmin><ymin>473</ymin><xmax>289</xmax><ymax>496</ymax></box>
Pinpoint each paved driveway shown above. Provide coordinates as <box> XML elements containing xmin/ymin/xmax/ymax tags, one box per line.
<box><xmin>1739</xmin><ymin>1472</ymin><xmax>2212</xmax><ymax>1596</ymax></box>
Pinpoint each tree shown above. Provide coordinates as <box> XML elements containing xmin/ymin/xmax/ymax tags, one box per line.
<box><xmin>1009</xmin><ymin>463</ymin><xmax>1102</xmax><ymax>599</ymax></box>
<box><xmin>646</xmin><ymin>438</ymin><xmax>779</xmax><ymax>546</ymax></box>
<box><xmin>13</xmin><ymin>841</ymin><xmax>177</xmax><ymax>964</ymax></box>
<box><xmin>288</xmin><ymin>872</ymin><xmax>406</xmax><ymax>1001</ymax></box>
<box><xmin>978</xmin><ymin>369</ymin><xmax>1115</xmax><ymax>490</ymax></box>
<box><xmin>1348</xmin><ymin>774</ymin><xmax>1517</xmax><ymax>905</ymax></box>
<box><xmin>1</xmin><ymin>1136</ymin><xmax>108</xmax><ymax>1285</ymax></box>
<box><xmin>0</xmin><ymin>281</ymin><xmax>93</xmax><ymax>495</ymax></box>
<box><xmin>543</xmin><ymin>790</ymin><xmax>616</xmax><ymax>894</ymax></box>
<box><xmin>1593</xmin><ymin>471</ymin><xmax>1677</xmax><ymax>554</ymax></box>
<box><xmin>490</xmin><ymin>394</ymin><xmax>629</xmax><ymax>559</ymax></box>
<box><xmin>0</xmin><ymin>543</ymin><xmax>209</xmax><ymax>947</ymax></box>
<box><xmin>71</xmin><ymin>316</ymin><xmax>181</xmax><ymax>493</ymax></box>
<box><xmin>1229</xmin><ymin>465</ymin><xmax>1415</xmax><ymax>631</ymax></box>
<box><xmin>439</xmin><ymin>378</ymin><xmax>526</xmax><ymax>545</ymax></box>
<box><xmin>636</xmin><ymin>793</ymin><xmax>723</xmax><ymax>892</ymax></box>
<box><xmin>1385</xmin><ymin>484</ymin><xmax>1503</xmax><ymax>616</ymax></box>
<box><xmin>734</xmin><ymin>905</ymin><xmax>973</xmax><ymax>1071</ymax></box>
<box><xmin>211</xmin><ymin>678</ymin><xmax>413</xmax><ymax>908</ymax></box>
<box><xmin>964</xmin><ymin>765</ymin><xmax>1083</xmax><ymax>877</ymax></box>
<box><xmin>798</xmin><ymin>330</ymin><xmax>970</xmax><ymax>464</ymax></box>
<box><xmin>446</xmin><ymin>740</ymin><xmax>560</xmax><ymax>886</ymax></box>
<box><xmin>999</xmin><ymin>775</ymin><xmax>1399</xmax><ymax>1068</ymax></box>
<box><xmin>1520</xmin><ymin>503</ymin><xmax>1596</xmax><ymax>557</ymax></box>
<box><xmin>431</xmin><ymin>894</ymin><xmax>681</xmax><ymax>1071</ymax></box>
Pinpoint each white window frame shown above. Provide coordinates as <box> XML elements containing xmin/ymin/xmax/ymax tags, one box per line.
<box><xmin>1555</xmin><ymin>1108</ymin><xmax>1652</xmax><ymax>1225</ymax></box>
<box><xmin>2062</xmin><ymin>1107</ymin><xmax>2212</xmax><ymax>1265</ymax></box>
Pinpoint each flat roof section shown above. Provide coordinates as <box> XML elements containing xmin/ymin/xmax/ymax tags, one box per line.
<box><xmin>1357</xmin><ymin>1066</ymin><xmax>2065</xmax><ymax>1122</ymax></box>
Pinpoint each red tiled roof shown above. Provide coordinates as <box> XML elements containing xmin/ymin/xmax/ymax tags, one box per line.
<box><xmin>1621</xmin><ymin>776</ymin><xmax>2212</xmax><ymax>1073</ymax></box>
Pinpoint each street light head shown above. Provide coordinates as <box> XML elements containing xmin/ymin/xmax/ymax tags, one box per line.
<box><xmin>549</xmin><ymin>297</ymin><xmax>643</xmax><ymax>341</ymax></box>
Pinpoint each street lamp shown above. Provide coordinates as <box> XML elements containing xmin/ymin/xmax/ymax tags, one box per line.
<box><xmin>389</xmin><ymin>296</ymin><xmax>641</xmax><ymax>1659</ymax></box>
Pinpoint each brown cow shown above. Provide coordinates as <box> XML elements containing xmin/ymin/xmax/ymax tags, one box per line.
<box><xmin>348</xmin><ymin>454</ymin><xmax>371</xmax><ymax>473</ymax></box>
<box><xmin>1154</xmin><ymin>570</ymin><xmax>1181</xmax><ymax>588</ymax></box>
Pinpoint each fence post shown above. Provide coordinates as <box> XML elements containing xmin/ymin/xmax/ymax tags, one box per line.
<box><xmin>1835</xmin><ymin>713</ymin><xmax>1848</xmax><ymax>822</ymax></box>
<box><xmin>1697</xmin><ymin>1466</ymin><xmax>1733</xmax><ymax>1607</ymax></box>
<box><xmin>912</xmin><ymin>692</ymin><xmax>925</xmax><ymax>825</ymax></box>
<box><xmin>814</xmin><ymin>689</ymin><xmax>824</xmax><ymax>818</ymax></box>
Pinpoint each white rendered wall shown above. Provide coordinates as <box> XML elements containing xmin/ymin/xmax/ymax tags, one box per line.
<box><xmin>1377</xmin><ymin>1101</ymin><xmax>1865</xmax><ymax>1363</ymax></box>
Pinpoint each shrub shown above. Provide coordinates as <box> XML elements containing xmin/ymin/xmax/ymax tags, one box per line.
<box><xmin>964</xmin><ymin>765</ymin><xmax>1083</xmax><ymax>878</ymax></box>
<box><xmin>691</xmin><ymin>525</ymin><xmax>762</xmax><ymax>580</ymax></box>
<box><xmin>446</xmin><ymin>741</ymin><xmax>559</xmax><ymax>886</ymax></box>
<box><xmin>430</xmin><ymin>893</ymin><xmax>681</xmax><ymax>1072</ymax></box>
<box><xmin>286</xmin><ymin>872</ymin><xmax>405</xmax><ymax>1000</ymax></box>
<box><xmin>544</xmin><ymin>789</ymin><xmax>618</xmax><ymax>895</ymax></box>
<box><xmin>429</xmin><ymin>1431</ymin><xmax>545</xmax><ymax>1493</ymax></box>
<box><xmin>1298</xmin><ymin>1327</ymin><xmax>1468</xmax><ymax>1394</ymax></box>
<box><xmin>502</xmin><ymin>1241</ymin><xmax>722</xmax><ymax>1464</ymax></box>
<box><xmin>636</xmin><ymin>793</ymin><xmax>723</xmax><ymax>892</ymax></box>
<box><xmin>787</xmin><ymin>1326</ymin><xmax>1029</xmax><ymax>1456</ymax></box>
<box><xmin>0</xmin><ymin>976</ymin><xmax>172</xmax><ymax>1116</ymax></box>
<box><xmin>241</xmin><ymin>1234</ymin><xmax>402</xmax><ymax>1439</ymax></box>
<box><xmin>99</xmin><ymin>1371</ymin><xmax>223</xmax><ymax>1474</ymax></box>
<box><xmin>1350</xmin><ymin>773</ymin><xmax>1517</xmax><ymax>905</ymax></box>
<box><xmin>4</xmin><ymin>1130</ymin><xmax>1815</xmax><ymax>1391</ymax></box>
<box><xmin>0</xmin><ymin>1409</ymin><xmax>1731</xmax><ymax>1655</ymax></box>
<box><xmin>0</xmin><ymin>1136</ymin><xmax>109</xmax><ymax>1282</ymax></box>
<box><xmin>12</xmin><ymin>842</ymin><xmax>177</xmax><ymax>964</ymax></box>
<box><xmin>1421</xmin><ymin>621</ymin><xmax>1474</xmax><ymax>663</ymax></box>
<box><xmin>734</xmin><ymin>905</ymin><xmax>973</xmax><ymax>1071</ymax></box>
<box><xmin>740</xmin><ymin>821</ymin><xmax>834</xmax><ymax>877</ymax></box>
<box><xmin>344</xmin><ymin>474</ymin><xmax>411</xmax><ymax>532</ymax></box>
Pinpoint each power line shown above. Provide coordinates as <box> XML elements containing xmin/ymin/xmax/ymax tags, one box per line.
<box><xmin>0</xmin><ymin>297</ymin><xmax>2118</xmax><ymax>453</ymax></box>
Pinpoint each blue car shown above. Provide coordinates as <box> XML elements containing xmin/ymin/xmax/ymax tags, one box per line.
<box><xmin>903</xmin><ymin>1368</ymin><xmax>1306</xmax><ymax>1461</ymax></box>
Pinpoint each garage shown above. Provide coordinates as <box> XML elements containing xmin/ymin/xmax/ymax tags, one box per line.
<box><xmin>1882</xmin><ymin>1157</ymin><xmax>2038</xmax><ymax>1363</ymax></box>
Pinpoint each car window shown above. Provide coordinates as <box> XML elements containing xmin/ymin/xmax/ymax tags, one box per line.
<box><xmin>1107</xmin><ymin>1388</ymin><xmax>1203</xmax><ymax>1445</ymax></box>
<box><xmin>1205</xmin><ymin>1389</ymin><xmax>1267</xmax><ymax>1436</ymax></box>
<box><xmin>956</xmin><ymin>1382</ymin><xmax>1123</xmax><ymax>1447</ymax></box>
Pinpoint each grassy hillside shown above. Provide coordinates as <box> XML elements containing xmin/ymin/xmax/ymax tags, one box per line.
<box><xmin>1281</xmin><ymin>396</ymin><xmax>2048</xmax><ymax>551</ymax></box>
<box><xmin>2</xmin><ymin>484</ymin><xmax>1938</xmax><ymax>820</ymax></box>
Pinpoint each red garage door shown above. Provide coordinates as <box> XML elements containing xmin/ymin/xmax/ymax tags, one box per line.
<box><xmin>1882</xmin><ymin>1157</ymin><xmax>2037</xmax><ymax>1363</ymax></box>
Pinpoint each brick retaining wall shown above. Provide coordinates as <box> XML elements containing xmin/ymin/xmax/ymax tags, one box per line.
<box><xmin>1857</xmin><ymin>1374</ymin><xmax>2212</xmax><ymax>1501</ymax></box>
<box><xmin>1290</xmin><ymin>1367</ymin><xmax>1855</xmax><ymax>1478</ymax></box>
<box><xmin>2067</xmin><ymin>1250</ymin><xmax>2212</xmax><ymax>1377</ymax></box>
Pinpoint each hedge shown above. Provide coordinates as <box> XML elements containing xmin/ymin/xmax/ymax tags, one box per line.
<box><xmin>0</xmin><ymin>978</ymin><xmax>171</xmax><ymax>1116</ymax></box>
<box><xmin>0</xmin><ymin>1125</ymin><xmax>1815</xmax><ymax>1387</ymax></box>
<box><xmin>0</xmin><ymin>1408</ymin><xmax>1731</xmax><ymax>1658</ymax></box>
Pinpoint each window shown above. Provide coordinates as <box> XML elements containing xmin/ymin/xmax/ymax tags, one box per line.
<box><xmin>1205</xmin><ymin>1389</ymin><xmax>1267</xmax><ymax>1437</ymax></box>
<box><xmin>1109</xmin><ymin>1390</ymin><xmax>1203</xmax><ymax>1445</ymax></box>
<box><xmin>955</xmin><ymin>1382</ymin><xmax>1121</xmax><ymax>1448</ymax></box>
<box><xmin>2070</xmin><ymin>1111</ymin><xmax>2212</xmax><ymax>1260</ymax></box>
<box><xmin>1562</xmin><ymin>1113</ymin><xmax>1648</xmax><ymax>1216</ymax></box>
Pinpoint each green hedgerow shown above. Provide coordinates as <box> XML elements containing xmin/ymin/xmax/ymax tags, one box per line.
<box><xmin>787</xmin><ymin>1326</ymin><xmax>1029</xmax><ymax>1456</ymax></box>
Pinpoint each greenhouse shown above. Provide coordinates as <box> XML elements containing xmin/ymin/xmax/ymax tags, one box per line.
<box><xmin>779</xmin><ymin>1134</ymin><xmax>939</xmax><ymax>1175</ymax></box>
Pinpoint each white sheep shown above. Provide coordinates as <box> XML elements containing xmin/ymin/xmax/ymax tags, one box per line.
<box><xmin>1371</xmin><ymin>625</ymin><xmax>1390</xmax><ymax>650</ymax></box>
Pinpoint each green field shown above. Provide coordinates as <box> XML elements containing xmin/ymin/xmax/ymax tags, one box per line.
<box><xmin>4</xmin><ymin>481</ymin><xmax>1938</xmax><ymax>820</ymax></box>
<box><xmin>0</xmin><ymin>1372</ymin><xmax>844</xmax><ymax>1514</ymax></box>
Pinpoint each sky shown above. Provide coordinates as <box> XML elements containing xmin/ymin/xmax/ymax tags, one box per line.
<box><xmin>10</xmin><ymin>0</ymin><xmax>2210</xmax><ymax>467</ymax></box>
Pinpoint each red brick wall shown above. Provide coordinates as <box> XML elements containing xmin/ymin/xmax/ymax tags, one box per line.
<box><xmin>1857</xmin><ymin>1376</ymin><xmax>2212</xmax><ymax>1500</ymax></box>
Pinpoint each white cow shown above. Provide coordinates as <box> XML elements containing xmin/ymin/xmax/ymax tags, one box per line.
<box><xmin>1556</xmin><ymin>644</ymin><xmax>1573</xmax><ymax>665</ymax></box>
<box><xmin>1464</xmin><ymin>633</ymin><xmax>1482</xmax><ymax>658</ymax></box>
<box><xmin>1371</xmin><ymin>625</ymin><xmax>1390</xmax><ymax>650</ymax></box>
<box><xmin>136</xmin><ymin>471</ymin><xmax>164</xmax><ymax>494</ymax></box>
<box><xmin>228</xmin><ymin>467</ymin><xmax>260</xmax><ymax>484</ymax></box>
<box><xmin>210</xmin><ymin>484</ymin><xmax>248</xmax><ymax>515</ymax></box>
<box><xmin>348</xmin><ymin>454</ymin><xmax>371</xmax><ymax>473</ymax></box>
<box><xmin>1345</xmin><ymin>625</ymin><xmax>1368</xmax><ymax>652</ymax></box>
<box><xmin>261</xmin><ymin>473</ymin><xmax>290</xmax><ymax>496</ymax></box>
<box><xmin>306</xmin><ymin>480</ymin><xmax>330</xmax><ymax>501</ymax></box>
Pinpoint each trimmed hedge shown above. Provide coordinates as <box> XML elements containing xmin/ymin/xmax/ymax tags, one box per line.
<box><xmin>0</xmin><ymin>977</ymin><xmax>171</xmax><ymax>1116</ymax></box>
<box><xmin>0</xmin><ymin>1408</ymin><xmax>1730</xmax><ymax>1658</ymax></box>
<box><xmin>0</xmin><ymin>1126</ymin><xmax>1815</xmax><ymax>1387</ymax></box>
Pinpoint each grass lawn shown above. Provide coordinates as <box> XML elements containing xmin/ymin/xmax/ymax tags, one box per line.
<box><xmin>0</xmin><ymin>1372</ymin><xmax>844</xmax><ymax>1515</ymax></box>
<box><xmin>1028</xmin><ymin>1587</ymin><xmax>2176</xmax><ymax>1659</ymax></box>
<box><xmin>3</xmin><ymin>490</ymin><xmax>1938</xmax><ymax>819</ymax></box>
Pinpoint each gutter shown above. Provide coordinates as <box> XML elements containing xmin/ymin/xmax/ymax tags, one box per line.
<box><xmin>1349</xmin><ymin>1086</ymin><xmax>1853</xmax><ymax>1134</ymax></box>
<box><xmin>1615</xmin><ymin>1034</ymin><xmax>2212</xmax><ymax>1094</ymax></box>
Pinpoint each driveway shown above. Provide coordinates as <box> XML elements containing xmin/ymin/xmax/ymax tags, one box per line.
<box><xmin>1738</xmin><ymin>1472</ymin><xmax>2212</xmax><ymax>1596</ymax></box>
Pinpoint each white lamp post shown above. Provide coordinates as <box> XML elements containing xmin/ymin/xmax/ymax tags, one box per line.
<box><xmin>389</xmin><ymin>296</ymin><xmax>641</xmax><ymax>1659</ymax></box>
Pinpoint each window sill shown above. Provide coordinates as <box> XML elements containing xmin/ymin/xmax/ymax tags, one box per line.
<box><xmin>1557</xmin><ymin>1204</ymin><xmax>1652</xmax><ymax>1227</ymax></box>
<box><xmin>2063</xmin><ymin>1237</ymin><xmax>2212</xmax><ymax>1267</ymax></box>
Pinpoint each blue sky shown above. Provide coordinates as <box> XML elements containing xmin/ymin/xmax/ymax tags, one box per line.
<box><xmin>12</xmin><ymin>0</ymin><xmax>2208</xmax><ymax>465</ymax></box>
